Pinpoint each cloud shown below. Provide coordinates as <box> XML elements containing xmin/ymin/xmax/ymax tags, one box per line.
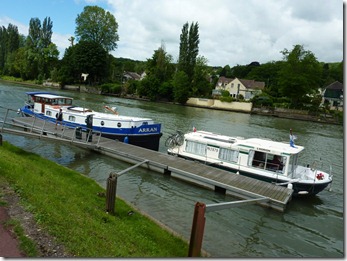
<box><xmin>106</xmin><ymin>0</ymin><xmax>342</xmax><ymax>66</ymax></box>
<box><xmin>0</xmin><ymin>0</ymin><xmax>342</xmax><ymax>66</ymax></box>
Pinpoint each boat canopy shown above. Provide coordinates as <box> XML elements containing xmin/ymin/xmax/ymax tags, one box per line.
<box><xmin>185</xmin><ymin>131</ymin><xmax>304</xmax><ymax>156</ymax></box>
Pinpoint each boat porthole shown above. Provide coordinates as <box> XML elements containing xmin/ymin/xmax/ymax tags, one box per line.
<box><xmin>101</xmin><ymin>121</ymin><xmax>104</xmax><ymax>126</ymax></box>
<box><xmin>117</xmin><ymin>122</ymin><xmax>122</xmax><ymax>127</ymax></box>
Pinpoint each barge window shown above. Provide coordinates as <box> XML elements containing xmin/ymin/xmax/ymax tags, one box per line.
<box><xmin>219</xmin><ymin>148</ymin><xmax>239</xmax><ymax>162</ymax></box>
<box><xmin>68</xmin><ymin>115</ymin><xmax>76</xmax><ymax>122</ymax></box>
<box><xmin>46</xmin><ymin>111</ymin><xmax>52</xmax><ymax>116</ymax></box>
<box><xmin>185</xmin><ymin>141</ymin><xmax>206</xmax><ymax>156</ymax></box>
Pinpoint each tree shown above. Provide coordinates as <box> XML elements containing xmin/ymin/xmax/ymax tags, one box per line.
<box><xmin>0</xmin><ymin>24</ymin><xmax>21</xmax><ymax>73</ymax></box>
<box><xmin>74</xmin><ymin>41</ymin><xmax>108</xmax><ymax>84</ymax></box>
<box><xmin>24</xmin><ymin>17</ymin><xmax>58</xmax><ymax>80</ymax></box>
<box><xmin>172</xmin><ymin>70</ymin><xmax>190</xmax><ymax>104</ymax></box>
<box><xmin>178</xmin><ymin>22</ymin><xmax>199</xmax><ymax>83</ymax></box>
<box><xmin>277</xmin><ymin>45</ymin><xmax>322</xmax><ymax>106</ymax></box>
<box><xmin>143</xmin><ymin>44</ymin><xmax>175</xmax><ymax>101</ymax></box>
<box><xmin>75</xmin><ymin>6</ymin><xmax>119</xmax><ymax>52</ymax></box>
<box><xmin>191</xmin><ymin>56</ymin><xmax>211</xmax><ymax>97</ymax></box>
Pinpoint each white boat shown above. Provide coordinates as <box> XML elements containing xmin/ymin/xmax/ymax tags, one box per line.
<box><xmin>167</xmin><ymin>130</ymin><xmax>333</xmax><ymax>196</ymax></box>
<box><xmin>18</xmin><ymin>91</ymin><xmax>162</xmax><ymax>151</ymax></box>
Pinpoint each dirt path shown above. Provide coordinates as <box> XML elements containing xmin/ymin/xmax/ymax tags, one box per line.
<box><xmin>0</xmin><ymin>205</ymin><xmax>24</xmax><ymax>257</ymax></box>
<box><xmin>0</xmin><ymin>183</ymin><xmax>71</xmax><ymax>257</ymax></box>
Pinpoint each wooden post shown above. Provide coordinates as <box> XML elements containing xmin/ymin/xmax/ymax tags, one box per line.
<box><xmin>188</xmin><ymin>202</ymin><xmax>206</xmax><ymax>257</ymax></box>
<box><xmin>106</xmin><ymin>174</ymin><xmax>118</xmax><ymax>215</ymax></box>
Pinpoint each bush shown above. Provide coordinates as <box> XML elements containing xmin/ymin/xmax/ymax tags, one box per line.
<box><xmin>251</xmin><ymin>95</ymin><xmax>273</xmax><ymax>107</ymax></box>
<box><xmin>101</xmin><ymin>83</ymin><xmax>122</xmax><ymax>94</ymax></box>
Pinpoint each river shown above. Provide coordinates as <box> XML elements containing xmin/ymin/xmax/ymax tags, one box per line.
<box><xmin>0</xmin><ymin>82</ymin><xmax>344</xmax><ymax>258</ymax></box>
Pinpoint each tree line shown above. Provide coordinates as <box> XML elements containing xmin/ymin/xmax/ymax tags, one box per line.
<box><xmin>0</xmin><ymin>5</ymin><xmax>343</xmax><ymax>108</ymax></box>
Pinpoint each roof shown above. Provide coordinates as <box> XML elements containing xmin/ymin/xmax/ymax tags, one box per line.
<box><xmin>323</xmin><ymin>81</ymin><xmax>343</xmax><ymax>98</ymax></box>
<box><xmin>26</xmin><ymin>92</ymin><xmax>72</xmax><ymax>100</ymax></box>
<box><xmin>185</xmin><ymin>131</ymin><xmax>304</xmax><ymax>155</ymax></box>
<box><xmin>217</xmin><ymin>76</ymin><xmax>233</xmax><ymax>86</ymax></box>
<box><xmin>236</xmin><ymin>138</ymin><xmax>304</xmax><ymax>155</ymax></box>
<box><xmin>238</xmin><ymin>79</ymin><xmax>265</xmax><ymax>90</ymax></box>
<box><xmin>123</xmin><ymin>71</ymin><xmax>141</xmax><ymax>80</ymax></box>
<box><xmin>325</xmin><ymin>81</ymin><xmax>343</xmax><ymax>90</ymax></box>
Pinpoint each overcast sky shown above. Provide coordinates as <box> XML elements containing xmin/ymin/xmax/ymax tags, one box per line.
<box><xmin>0</xmin><ymin>0</ymin><xmax>343</xmax><ymax>67</ymax></box>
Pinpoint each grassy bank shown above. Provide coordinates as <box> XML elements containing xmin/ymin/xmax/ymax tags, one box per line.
<box><xmin>0</xmin><ymin>141</ymin><xmax>189</xmax><ymax>257</ymax></box>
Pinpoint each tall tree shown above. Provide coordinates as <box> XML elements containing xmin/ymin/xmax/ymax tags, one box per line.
<box><xmin>178</xmin><ymin>22</ymin><xmax>199</xmax><ymax>83</ymax></box>
<box><xmin>75</xmin><ymin>6</ymin><xmax>119</xmax><ymax>52</ymax></box>
<box><xmin>41</xmin><ymin>17</ymin><xmax>53</xmax><ymax>49</ymax></box>
<box><xmin>27</xmin><ymin>18</ymin><xmax>41</xmax><ymax>50</ymax></box>
<box><xmin>277</xmin><ymin>44</ymin><xmax>322</xmax><ymax>106</ymax></box>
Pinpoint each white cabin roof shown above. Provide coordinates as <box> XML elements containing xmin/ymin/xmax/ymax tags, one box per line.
<box><xmin>185</xmin><ymin>131</ymin><xmax>304</xmax><ymax>155</ymax></box>
<box><xmin>33</xmin><ymin>94</ymin><xmax>73</xmax><ymax>100</ymax></box>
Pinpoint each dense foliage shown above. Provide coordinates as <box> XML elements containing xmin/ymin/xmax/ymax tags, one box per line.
<box><xmin>0</xmin><ymin>5</ymin><xmax>343</xmax><ymax>108</ymax></box>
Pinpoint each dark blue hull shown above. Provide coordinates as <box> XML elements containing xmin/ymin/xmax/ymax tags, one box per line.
<box><xmin>20</xmin><ymin>107</ymin><xmax>162</xmax><ymax>151</ymax></box>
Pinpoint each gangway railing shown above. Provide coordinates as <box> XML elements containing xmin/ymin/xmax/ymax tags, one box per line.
<box><xmin>0</xmin><ymin>106</ymin><xmax>104</xmax><ymax>146</ymax></box>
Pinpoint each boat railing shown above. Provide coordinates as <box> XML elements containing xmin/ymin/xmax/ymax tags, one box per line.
<box><xmin>0</xmin><ymin>106</ymin><xmax>104</xmax><ymax>146</ymax></box>
<box><xmin>308</xmin><ymin>159</ymin><xmax>333</xmax><ymax>179</ymax></box>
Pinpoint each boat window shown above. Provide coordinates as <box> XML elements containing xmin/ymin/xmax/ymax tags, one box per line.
<box><xmin>265</xmin><ymin>154</ymin><xmax>285</xmax><ymax>172</ymax></box>
<box><xmin>143</xmin><ymin>122</ymin><xmax>148</xmax><ymax>125</ymax></box>
<box><xmin>185</xmin><ymin>141</ymin><xmax>206</xmax><ymax>156</ymax></box>
<box><xmin>68</xmin><ymin>115</ymin><xmax>76</xmax><ymax>122</ymax></box>
<box><xmin>66</xmin><ymin>99</ymin><xmax>72</xmax><ymax>105</ymax></box>
<box><xmin>219</xmin><ymin>148</ymin><xmax>239</xmax><ymax>162</ymax></box>
<box><xmin>250</xmin><ymin>150</ymin><xmax>286</xmax><ymax>173</ymax></box>
<box><xmin>46</xmin><ymin>111</ymin><xmax>52</xmax><ymax>116</ymax></box>
<box><xmin>117</xmin><ymin>122</ymin><xmax>122</xmax><ymax>127</ymax></box>
<box><xmin>251</xmin><ymin>151</ymin><xmax>266</xmax><ymax>168</ymax></box>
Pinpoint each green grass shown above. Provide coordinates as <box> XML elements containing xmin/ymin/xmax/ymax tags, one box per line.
<box><xmin>0</xmin><ymin>141</ymin><xmax>189</xmax><ymax>257</ymax></box>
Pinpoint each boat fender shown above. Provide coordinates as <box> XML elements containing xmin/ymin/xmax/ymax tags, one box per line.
<box><xmin>124</xmin><ymin>136</ymin><xmax>129</xmax><ymax>144</ymax></box>
<box><xmin>287</xmin><ymin>183</ymin><xmax>293</xmax><ymax>190</ymax></box>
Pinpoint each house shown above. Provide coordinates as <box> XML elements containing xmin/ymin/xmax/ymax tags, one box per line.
<box><xmin>213</xmin><ymin>77</ymin><xmax>265</xmax><ymax>100</ymax></box>
<box><xmin>322</xmin><ymin>81</ymin><xmax>343</xmax><ymax>111</ymax></box>
<box><xmin>122</xmin><ymin>71</ymin><xmax>141</xmax><ymax>82</ymax></box>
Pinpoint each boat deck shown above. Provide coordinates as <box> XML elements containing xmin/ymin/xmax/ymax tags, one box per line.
<box><xmin>3</xmin><ymin>116</ymin><xmax>293</xmax><ymax>211</ymax></box>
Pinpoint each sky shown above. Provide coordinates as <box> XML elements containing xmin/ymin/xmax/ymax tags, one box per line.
<box><xmin>0</xmin><ymin>0</ymin><xmax>343</xmax><ymax>67</ymax></box>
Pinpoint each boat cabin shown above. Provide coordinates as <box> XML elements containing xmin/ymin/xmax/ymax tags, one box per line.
<box><xmin>26</xmin><ymin>92</ymin><xmax>73</xmax><ymax>114</ymax></box>
<box><xmin>180</xmin><ymin>131</ymin><xmax>305</xmax><ymax>179</ymax></box>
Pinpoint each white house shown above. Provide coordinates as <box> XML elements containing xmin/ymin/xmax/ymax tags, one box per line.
<box><xmin>214</xmin><ymin>77</ymin><xmax>265</xmax><ymax>100</ymax></box>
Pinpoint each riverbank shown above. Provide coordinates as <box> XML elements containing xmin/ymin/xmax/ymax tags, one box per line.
<box><xmin>0</xmin><ymin>141</ymin><xmax>191</xmax><ymax>257</ymax></box>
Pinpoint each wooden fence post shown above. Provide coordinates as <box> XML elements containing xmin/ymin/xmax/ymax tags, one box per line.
<box><xmin>188</xmin><ymin>202</ymin><xmax>206</xmax><ymax>257</ymax></box>
<box><xmin>106</xmin><ymin>174</ymin><xmax>118</xmax><ymax>215</ymax></box>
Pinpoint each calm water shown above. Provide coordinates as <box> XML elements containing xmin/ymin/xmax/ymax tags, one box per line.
<box><xmin>0</xmin><ymin>82</ymin><xmax>344</xmax><ymax>257</ymax></box>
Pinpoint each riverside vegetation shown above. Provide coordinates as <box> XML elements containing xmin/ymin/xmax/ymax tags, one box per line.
<box><xmin>0</xmin><ymin>141</ymin><xmax>190</xmax><ymax>257</ymax></box>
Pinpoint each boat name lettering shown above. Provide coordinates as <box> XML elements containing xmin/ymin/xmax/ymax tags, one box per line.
<box><xmin>257</xmin><ymin>148</ymin><xmax>271</xmax><ymax>152</ymax></box>
<box><xmin>207</xmin><ymin>146</ymin><xmax>219</xmax><ymax>152</ymax></box>
<box><xmin>139</xmin><ymin>127</ymin><xmax>158</xmax><ymax>133</ymax></box>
